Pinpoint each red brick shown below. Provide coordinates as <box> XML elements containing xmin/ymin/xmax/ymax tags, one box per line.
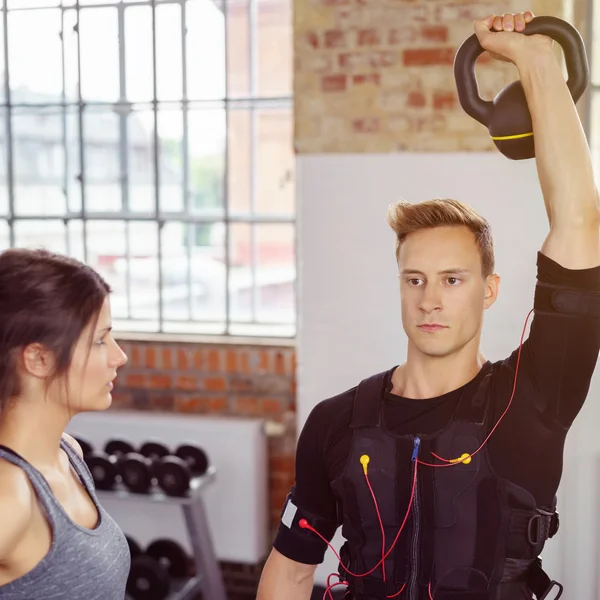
<box><xmin>150</xmin><ymin>374</ymin><xmax>171</xmax><ymax>389</ymax></box>
<box><xmin>269</xmin><ymin>488</ymin><xmax>288</xmax><ymax>511</ymax></box>
<box><xmin>125</xmin><ymin>373</ymin><xmax>147</xmax><ymax>388</ymax></box>
<box><xmin>193</xmin><ymin>350</ymin><xmax>203</xmax><ymax>370</ymax></box>
<box><xmin>236</xmin><ymin>397</ymin><xmax>261</xmax><ymax>415</ymax></box>
<box><xmin>240</xmin><ymin>352</ymin><xmax>250</xmax><ymax>374</ymax></box>
<box><xmin>110</xmin><ymin>391</ymin><xmax>132</xmax><ymax>407</ymax></box>
<box><xmin>151</xmin><ymin>395</ymin><xmax>174</xmax><ymax>410</ymax></box>
<box><xmin>269</xmin><ymin>456</ymin><xmax>295</xmax><ymax>473</ymax></box>
<box><xmin>224</xmin><ymin>350</ymin><xmax>235</xmax><ymax>372</ymax></box>
<box><xmin>131</xmin><ymin>346</ymin><xmax>142</xmax><ymax>368</ymax></box>
<box><xmin>306</xmin><ymin>31</ymin><xmax>319</xmax><ymax>49</ymax></box>
<box><xmin>146</xmin><ymin>347</ymin><xmax>157</xmax><ymax>369</ymax></box>
<box><xmin>208</xmin><ymin>349</ymin><xmax>221</xmax><ymax>372</ymax></box>
<box><xmin>177</xmin><ymin>349</ymin><xmax>189</xmax><ymax>370</ymax></box>
<box><xmin>403</xmin><ymin>48</ymin><xmax>455</xmax><ymax>67</ymax></box>
<box><xmin>204</xmin><ymin>376</ymin><xmax>226</xmax><ymax>392</ymax></box>
<box><xmin>324</xmin><ymin>29</ymin><xmax>345</xmax><ymax>48</ymax></box>
<box><xmin>162</xmin><ymin>348</ymin><xmax>173</xmax><ymax>369</ymax></box>
<box><xmin>176</xmin><ymin>395</ymin><xmax>207</xmax><ymax>413</ymax></box>
<box><xmin>263</xmin><ymin>398</ymin><xmax>284</xmax><ymax>415</ymax></box>
<box><xmin>352</xmin><ymin>118</ymin><xmax>380</xmax><ymax>134</ymax></box>
<box><xmin>176</xmin><ymin>375</ymin><xmax>198</xmax><ymax>391</ymax></box>
<box><xmin>407</xmin><ymin>91</ymin><xmax>426</xmax><ymax>108</ymax></box>
<box><xmin>421</xmin><ymin>25</ymin><xmax>448</xmax><ymax>43</ymax></box>
<box><xmin>433</xmin><ymin>91</ymin><xmax>456</xmax><ymax>109</ymax></box>
<box><xmin>321</xmin><ymin>74</ymin><xmax>347</xmax><ymax>93</ymax></box>
<box><xmin>207</xmin><ymin>397</ymin><xmax>228</xmax><ymax>413</ymax></box>
<box><xmin>259</xmin><ymin>351</ymin><xmax>270</xmax><ymax>372</ymax></box>
<box><xmin>274</xmin><ymin>352</ymin><xmax>285</xmax><ymax>375</ymax></box>
<box><xmin>352</xmin><ymin>73</ymin><xmax>381</xmax><ymax>86</ymax></box>
<box><xmin>357</xmin><ymin>28</ymin><xmax>380</xmax><ymax>46</ymax></box>
<box><xmin>230</xmin><ymin>376</ymin><xmax>254</xmax><ymax>392</ymax></box>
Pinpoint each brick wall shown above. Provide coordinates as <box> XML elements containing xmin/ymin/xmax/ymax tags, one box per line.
<box><xmin>111</xmin><ymin>338</ymin><xmax>296</xmax><ymax>599</ymax></box>
<box><xmin>294</xmin><ymin>0</ymin><xmax>588</xmax><ymax>153</ymax></box>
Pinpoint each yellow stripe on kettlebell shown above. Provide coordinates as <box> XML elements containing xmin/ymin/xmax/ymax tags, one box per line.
<box><xmin>490</xmin><ymin>131</ymin><xmax>534</xmax><ymax>141</ymax></box>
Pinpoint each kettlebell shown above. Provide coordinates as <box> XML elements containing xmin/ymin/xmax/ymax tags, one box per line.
<box><xmin>454</xmin><ymin>16</ymin><xmax>589</xmax><ymax>160</ymax></box>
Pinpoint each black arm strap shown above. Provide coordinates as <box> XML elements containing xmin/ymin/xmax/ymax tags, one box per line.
<box><xmin>534</xmin><ymin>281</ymin><xmax>600</xmax><ymax>318</ymax></box>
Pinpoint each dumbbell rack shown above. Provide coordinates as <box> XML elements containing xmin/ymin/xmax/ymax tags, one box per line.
<box><xmin>96</xmin><ymin>466</ymin><xmax>227</xmax><ymax>600</ymax></box>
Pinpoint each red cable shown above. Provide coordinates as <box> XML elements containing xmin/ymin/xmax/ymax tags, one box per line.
<box><xmin>387</xmin><ymin>583</ymin><xmax>406</xmax><ymax>598</ymax></box>
<box><xmin>299</xmin><ymin>460</ymin><xmax>418</xmax><ymax>579</ymax></box>
<box><xmin>418</xmin><ymin>308</ymin><xmax>532</xmax><ymax>468</ymax></box>
<box><xmin>364</xmin><ymin>472</ymin><xmax>386</xmax><ymax>581</ymax></box>
<box><xmin>322</xmin><ymin>581</ymin><xmax>348</xmax><ymax>600</ymax></box>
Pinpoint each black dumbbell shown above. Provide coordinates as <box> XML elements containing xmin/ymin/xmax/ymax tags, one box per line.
<box><xmin>86</xmin><ymin>451</ymin><xmax>119</xmax><ymax>490</ymax></box>
<box><xmin>155</xmin><ymin>444</ymin><xmax>209</xmax><ymax>497</ymax></box>
<box><xmin>74</xmin><ymin>437</ymin><xmax>94</xmax><ymax>457</ymax></box>
<box><xmin>145</xmin><ymin>538</ymin><xmax>190</xmax><ymax>580</ymax></box>
<box><xmin>86</xmin><ymin>438</ymin><xmax>134</xmax><ymax>491</ymax></box>
<box><xmin>154</xmin><ymin>456</ymin><xmax>192</xmax><ymax>497</ymax></box>
<box><xmin>138</xmin><ymin>442</ymin><xmax>171</xmax><ymax>481</ymax></box>
<box><xmin>103</xmin><ymin>439</ymin><xmax>154</xmax><ymax>495</ymax></box>
<box><xmin>125</xmin><ymin>535</ymin><xmax>142</xmax><ymax>560</ymax></box>
<box><xmin>105</xmin><ymin>439</ymin><xmax>136</xmax><ymax>458</ymax></box>
<box><xmin>175</xmin><ymin>444</ymin><xmax>210</xmax><ymax>477</ymax></box>
<box><xmin>126</xmin><ymin>555</ymin><xmax>170</xmax><ymax>600</ymax></box>
<box><xmin>119</xmin><ymin>453</ymin><xmax>154</xmax><ymax>495</ymax></box>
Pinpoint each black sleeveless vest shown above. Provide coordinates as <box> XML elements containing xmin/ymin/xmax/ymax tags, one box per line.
<box><xmin>330</xmin><ymin>364</ymin><xmax>562</xmax><ymax>600</ymax></box>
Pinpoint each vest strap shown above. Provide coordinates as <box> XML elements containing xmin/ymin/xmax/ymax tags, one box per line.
<box><xmin>350</xmin><ymin>371</ymin><xmax>388</xmax><ymax>428</ymax></box>
<box><xmin>527</xmin><ymin>558</ymin><xmax>564</xmax><ymax>599</ymax></box>
<box><xmin>454</xmin><ymin>364</ymin><xmax>493</xmax><ymax>425</ymax></box>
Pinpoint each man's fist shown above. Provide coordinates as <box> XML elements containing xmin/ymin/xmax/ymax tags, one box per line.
<box><xmin>474</xmin><ymin>11</ymin><xmax>554</xmax><ymax>65</ymax></box>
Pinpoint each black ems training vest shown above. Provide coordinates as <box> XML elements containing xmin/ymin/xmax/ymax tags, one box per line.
<box><xmin>331</xmin><ymin>365</ymin><xmax>562</xmax><ymax>600</ymax></box>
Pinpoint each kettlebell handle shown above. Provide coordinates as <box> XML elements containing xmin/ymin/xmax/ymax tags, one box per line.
<box><xmin>454</xmin><ymin>15</ymin><xmax>590</xmax><ymax>127</ymax></box>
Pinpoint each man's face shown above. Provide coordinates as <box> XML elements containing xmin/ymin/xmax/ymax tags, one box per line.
<box><xmin>398</xmin><ymin>225</ymin><xmax>499</xmax><ymax>359</ymax></box>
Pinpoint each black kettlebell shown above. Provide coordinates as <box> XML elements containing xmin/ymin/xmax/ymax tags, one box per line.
<box><xmin>454</xmin><ymin>16</ymin><xmax>589</xmax><ymax>160</ymax></box>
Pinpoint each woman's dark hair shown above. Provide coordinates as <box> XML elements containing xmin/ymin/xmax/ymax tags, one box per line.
<box><xmin>0</xmin><ymin>248</ymin><xmax>111</xmax><ymax>411</ymax></box>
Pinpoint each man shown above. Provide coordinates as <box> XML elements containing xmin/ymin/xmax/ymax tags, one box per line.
<box><xmin>257</xmin><ymin>11</ymin><xmax>600</xmax><ymax>600</ymax></box>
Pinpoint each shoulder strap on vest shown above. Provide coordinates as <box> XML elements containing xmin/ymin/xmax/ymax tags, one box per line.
<box><xmin>454</xmin><ymin>363</ymin><xmax>494</xmax><ymax>425</ymax></box>
<box><xmin>350</xmin><ymin>370</ymin><xmax>389</xmax><ymax>428</ymax></box>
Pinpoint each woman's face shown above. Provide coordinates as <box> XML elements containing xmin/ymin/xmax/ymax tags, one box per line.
<box><xmin>63</xmin><ymin>297</ymin><xmax>128</xmax><ymax>413</ymax></box>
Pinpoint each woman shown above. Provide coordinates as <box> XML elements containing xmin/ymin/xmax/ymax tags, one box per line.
<box><xmin>0</xmin><ymin>248</ymin><xmax>130</xmax><ymax>599</ymax></box>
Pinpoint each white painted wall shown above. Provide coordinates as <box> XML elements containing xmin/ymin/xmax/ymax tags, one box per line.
<box><xmin>296</xmin><ymin>153</ymin><xmax>600</xmax><ymax>597</ymax></box>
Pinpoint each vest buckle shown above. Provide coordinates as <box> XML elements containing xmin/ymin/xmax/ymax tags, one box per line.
<box><xmin>539</xmin><ymin>580</ymin><xmax>564</xmax><ymax>600</ymax></box>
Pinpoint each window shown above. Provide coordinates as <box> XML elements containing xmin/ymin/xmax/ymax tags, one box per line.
<box><xmin>0</xmin><ymin>0</ymin><xmax>295</xmax><ymax>338</ymax></box>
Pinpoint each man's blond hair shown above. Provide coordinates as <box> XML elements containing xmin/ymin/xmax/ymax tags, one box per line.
<box><xmin>387</xmin><ymin>198</ymin><xmax>495</xmax><ymax>277</ymax></box>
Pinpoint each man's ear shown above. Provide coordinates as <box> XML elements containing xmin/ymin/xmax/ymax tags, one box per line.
<box><xmin>484</xmin><ymin>273</ymin><xmax>500</xmax><ymax>309</ymax></box>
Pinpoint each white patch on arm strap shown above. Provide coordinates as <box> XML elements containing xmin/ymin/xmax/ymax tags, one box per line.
<box><xmin>281</xmin><ymin>499</ymin><xmax>298</xmax><ymax>528</ymax></box>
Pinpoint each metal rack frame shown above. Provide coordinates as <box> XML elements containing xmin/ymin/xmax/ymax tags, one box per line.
<box><xmin>97</xmin><ymin>467</ymin><xmax>227</xmax><ymax>600</ymax></box>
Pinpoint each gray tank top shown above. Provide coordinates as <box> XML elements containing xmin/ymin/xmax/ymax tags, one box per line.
<box><xmin>0</xmin><ymin>438</ymin><xmax>130</xmax><ymax>599</ymax></box>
